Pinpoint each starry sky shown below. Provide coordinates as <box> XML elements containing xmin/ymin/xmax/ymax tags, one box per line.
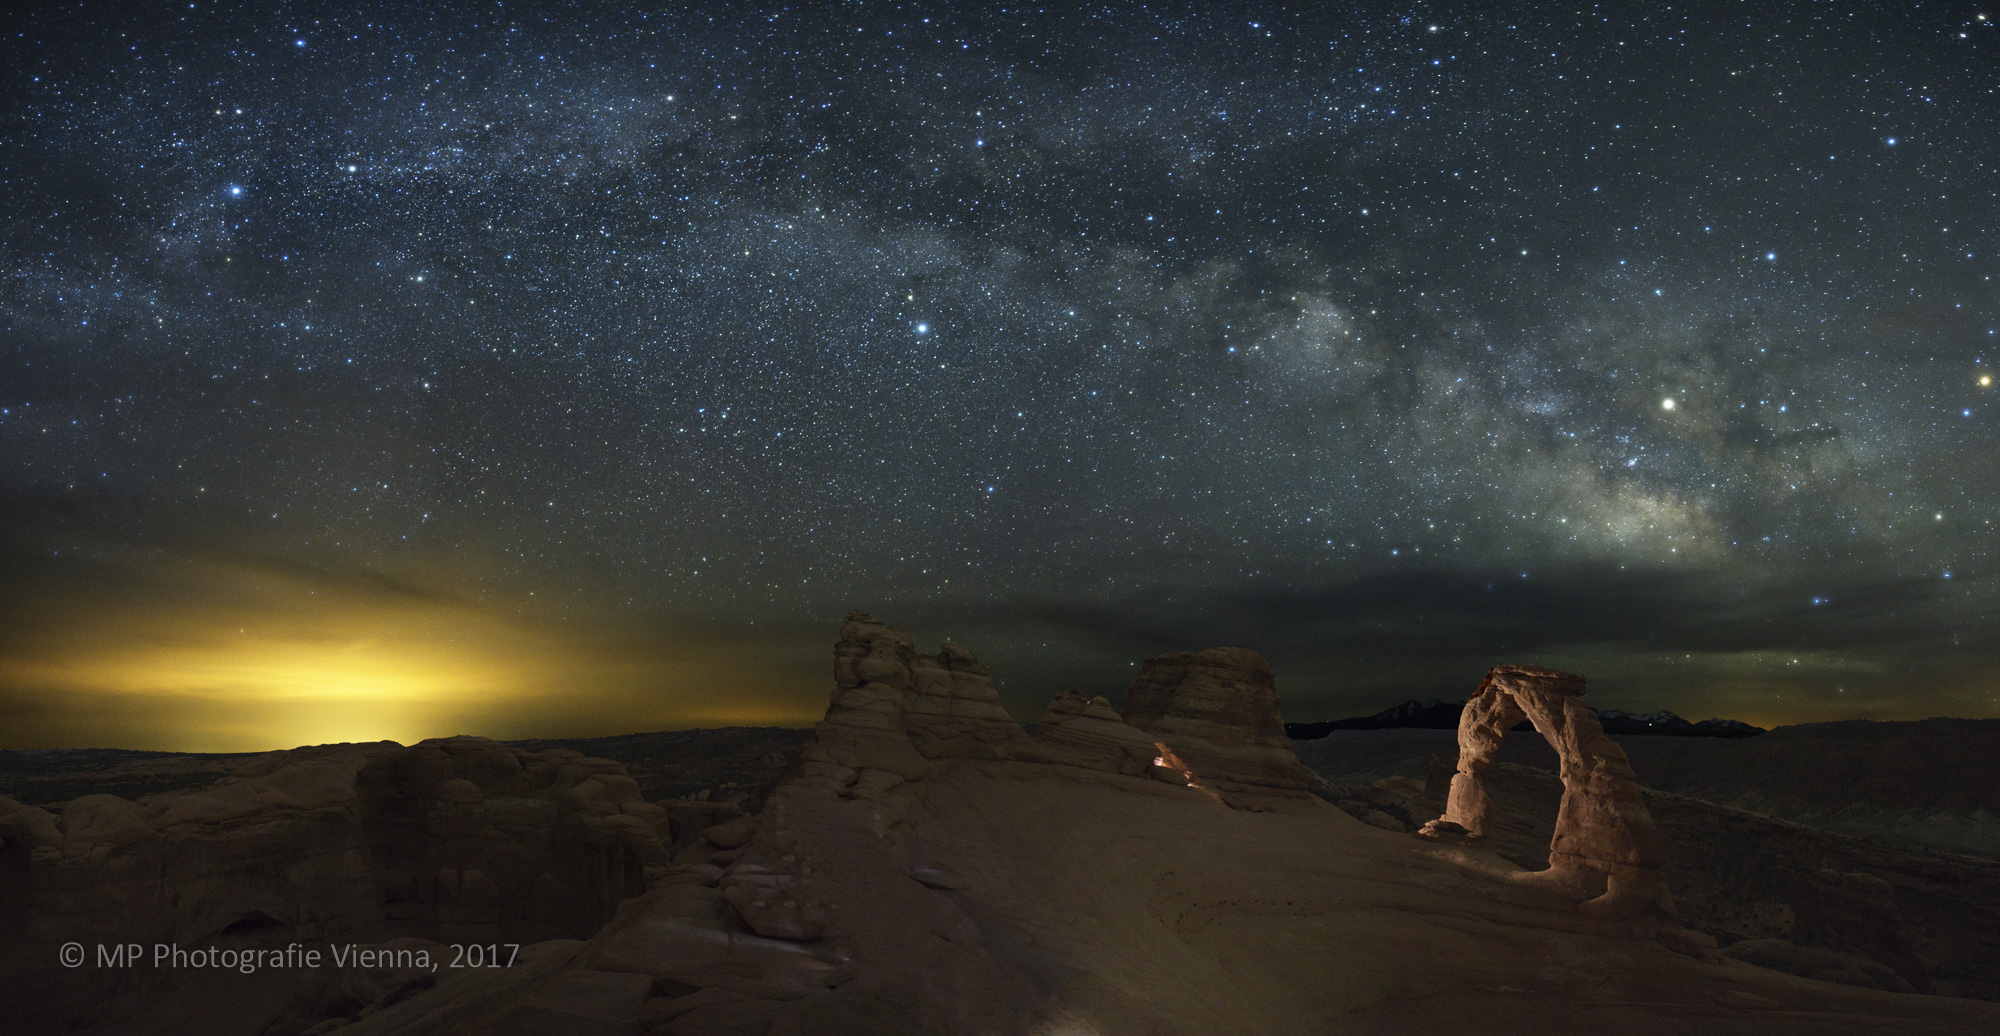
<box><xmin>2</xmin><ymin>1</ymin><xmax>1995</xmax><ymax>751</ymax></box>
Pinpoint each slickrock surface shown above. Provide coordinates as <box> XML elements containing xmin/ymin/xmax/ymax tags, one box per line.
<box><xmin>312</xmin><ymin>625</ymin><xmax>1999</xmax><ymax>1034</ymax></box>
<box><xmin>1354</xmin><ymin>760</ymin><xmax>2000</xmax><ymax>1002</ymax></box>
<box><xmin>335</xmin><ymin>768</ymin><xmax>1998</xmax><ymax>1034</ymax></box>
<box><xmin>1538</xmin><ymin>719</ymin><xmax>2000</xmax><ymax>860</ymax></box>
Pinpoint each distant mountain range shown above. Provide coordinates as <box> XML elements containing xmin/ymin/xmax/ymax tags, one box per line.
<box><xmin>1285</xmin><ymin>699</ymin><xmax>1766</xmax><ymax>740</ymax></box>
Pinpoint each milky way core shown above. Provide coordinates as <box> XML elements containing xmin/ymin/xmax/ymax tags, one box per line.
<box><xmin>2</xmin><ymin>3</ymin><xmax>1996</xmax><ymax>749</ymax></box>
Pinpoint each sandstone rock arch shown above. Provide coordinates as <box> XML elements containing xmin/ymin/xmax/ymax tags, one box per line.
<box><xmin>1422</xmin><ymin>664</ymin><xmax>1673</xmax><ymax>924</ymax></box>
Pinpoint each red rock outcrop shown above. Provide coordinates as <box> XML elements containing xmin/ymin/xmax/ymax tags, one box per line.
<box><xmin>797</xmin><ymin>611</ymin><xmax>1040</xmax><ymax>794</ymax></box>
<box><xmin>1420</xmin><ymin>664</ymin><xmax>1674</xmax><ymax>925</ymax></box>
<box><xmin>311</xmin><ymin>624</ymin><xmax>1996</xmax><ymax>1035</ymax></box>
<box><xmin>1034</xmin><ymin>690</ymin><xmax>1163</xmax><ymax>774</ymax></box>
<box><xmin>798</xmin><ymin>619</ymin><xmax>1320</xmax><ymax>807</ymax></box>
<box><xmin>1118</xmin><ymin>647</ymin><xmax>1329</xmax><ymax>802</ymax></box>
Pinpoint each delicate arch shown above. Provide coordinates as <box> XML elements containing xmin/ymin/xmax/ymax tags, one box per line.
<box><xmin>1423</xmin><ymin>665</ymin><xmax>1672</xmax><ymax>923</ymax></box>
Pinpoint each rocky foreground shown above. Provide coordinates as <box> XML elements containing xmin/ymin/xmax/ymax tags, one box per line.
<box><xmin>3</xmin><ymin>612</ymin><xmax>1998</xmax><ymax>1034</ymax></box>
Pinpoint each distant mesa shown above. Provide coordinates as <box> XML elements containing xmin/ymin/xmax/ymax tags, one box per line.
<box><xmin>1598</xmin><ymin>709</ymin><xmax>1767</xmax><ymax>738</ymax></box>
<box><xmin>1286</xmin><ymin>699</ymin><xmax>1766</xmax><ymax>740</ymax></box>
<box><xmin>1287</xmin><ymin>698</ymin><xmax>1468</xmax><ymax>735</ymax></box>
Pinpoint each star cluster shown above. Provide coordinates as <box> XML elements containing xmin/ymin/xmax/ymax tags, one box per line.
<box><xmin>2</xmin><ymin>2</ymin><xmax>1996</xmax><ymax>746</ymax></box>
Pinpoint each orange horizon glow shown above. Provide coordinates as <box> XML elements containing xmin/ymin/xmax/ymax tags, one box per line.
<box><xmin>4</xmin><ymin>546</ymin><xmax>1991</xmax><ymax>753</ymax></box>
<box><xmin>0</xmin><ymin>552</ymin><xmax>826</xmax><ymax>753</ymax></box>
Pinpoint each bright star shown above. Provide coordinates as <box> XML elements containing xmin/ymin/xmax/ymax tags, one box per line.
<box><xmin>915</xmin><ymin>324</ymin><xmax>928</xmax><ymax>334</ymax></box>
<box><xmin>1661</xmin><ymin>398</ymin><xmax>1676</xmax><ymax>410</ymax></box>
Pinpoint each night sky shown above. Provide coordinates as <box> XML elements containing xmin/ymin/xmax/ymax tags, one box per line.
<box><xmin>2</xmin><ymin>2</ymin><xmax>1995</xmax><ymax>751</ymax></box>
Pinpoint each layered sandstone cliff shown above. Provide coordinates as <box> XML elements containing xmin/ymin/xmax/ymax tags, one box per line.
<box><xmin>1118</xmin><ymin>647</ymin><xmax>1333</xmax><ymax>804</ymax></box>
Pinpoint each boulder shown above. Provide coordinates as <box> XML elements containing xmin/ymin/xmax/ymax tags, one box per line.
<box><xmin>56</xmin><ymin>794</ymin><xmax>153</xmax><ymax>850</ymax></box>
<box><xmin>701</xmin><ymin>817</ymin><xmax>756</xmax><ymax>849</ymax></box>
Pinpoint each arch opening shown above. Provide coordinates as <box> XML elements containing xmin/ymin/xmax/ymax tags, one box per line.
<box><xmin>1419</xmin><ymin>664</ymin><xmax>1674</xmax><ymax>924</ymax></box>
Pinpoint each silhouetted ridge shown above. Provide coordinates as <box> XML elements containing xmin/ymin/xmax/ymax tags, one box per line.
<box><xmin>1286</xmin><ymin>700</ymin><xmax>1765</xmax><ymax>740</ymax></box>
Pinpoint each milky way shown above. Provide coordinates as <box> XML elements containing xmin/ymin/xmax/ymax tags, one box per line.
<box><xmin>2</xmin><ymin>2</ymin><xmax>1995</xmax><ymax>747</ymax></box>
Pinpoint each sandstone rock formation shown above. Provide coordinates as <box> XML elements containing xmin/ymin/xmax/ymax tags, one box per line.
<box><xmin>0</xmin><ymin>737</ymin><xmax>689</xmax><ymax>1034</ymax></box>
<box><xmin>1118</xmin><ymin>647</ymin><xmax>1331</xmax><ymax>803</ymax></box>
<box><xmin>793</xmin><ymin>615</ymin><xmax>1316</xmax><ymax>807</ymax></box>
<box><xmin>1339</xmin><ymin>755</ymin><xmax>2000</xmax><ymax>1000</ymax></box>
<box><xmin>306</xmin><ymin>617</ymin><xmax>1997</xmax><ymax>1035</ymax></box>
<box><xmin>1036</xmin><ymin>690</ymin><xmax>1164</xmax><ymax>772</ymax></box>
<box><xmin>1292</xmin><ymin>718</ymin><xmax>2000</xmax><ymax>863</ymax></box>
<box><xmin>1420</xmin><ymin>664</ymin><xmax>1673</xmax><ymax>925</ymax></box>
<box><xmin>796</xmin><ymin>611</ymin><xmax>1041</xmax><ymax>793</ymax></box>
<box><xmin>9</xmin><ymin>622</ymin><xmax>1999</xmax><ymax>1034</ymax></box>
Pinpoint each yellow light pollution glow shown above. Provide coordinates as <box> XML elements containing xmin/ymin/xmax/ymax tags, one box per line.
<box><xmin>7</xmin><ymin>616</ymin><xmax>545</xmax><ymax>749</ymax></box>
<box><xmin>0</xmin><ymin>548</ymin><xmax>823</xmax><ymax>752</ymax></box>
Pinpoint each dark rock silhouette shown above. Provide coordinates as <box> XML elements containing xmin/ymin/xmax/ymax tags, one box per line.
<box><xmin>1286</xmin><ymin>699</ymin><xmax>1766</xmax><ymax>740</ymax></box>
<box><xmin>1286</xmin><ymin>698</ymin><xmax>1469</xmax><ymax>736</ymax></box>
